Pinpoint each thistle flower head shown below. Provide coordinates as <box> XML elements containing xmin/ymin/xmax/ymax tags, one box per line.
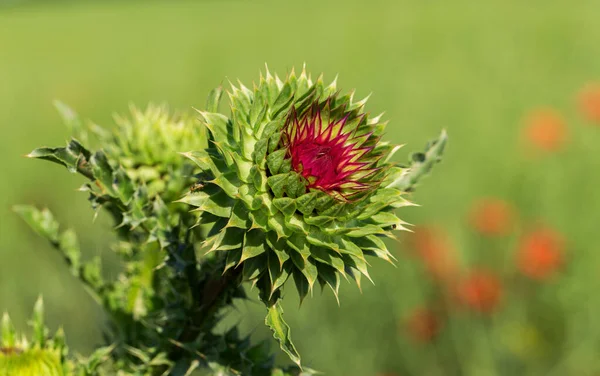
<box><xmin>182</xmin><ymin>66</ymin><xmax>446</xmax><ymax>303</ymax></box>
<box><xmin>283</xmin><ymin>102</ymin><xmax>380</xmax><ymax>199</ymax></box>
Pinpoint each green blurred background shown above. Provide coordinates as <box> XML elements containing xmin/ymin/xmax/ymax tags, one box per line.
<box><xmin>2</xmin><ymin>0</ymin><xmax>600</xmax><ymax>375</ymax></box>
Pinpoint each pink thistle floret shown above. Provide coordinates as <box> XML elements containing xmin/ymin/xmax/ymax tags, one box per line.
<box><xmin>283</xmin><ymin>103</ymin><xmax>380</xmax><ymax>197</ymax></box>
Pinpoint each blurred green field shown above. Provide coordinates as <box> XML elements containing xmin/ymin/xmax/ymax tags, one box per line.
<box><xmin>2</xmin><ymin>1</ymin><xmax>600</xmax><ymax>375</ymax></box>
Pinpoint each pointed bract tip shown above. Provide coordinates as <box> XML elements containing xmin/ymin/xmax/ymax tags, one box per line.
<box><xmin>227</xmin><ymin>78</ymin><xmax>237</xmax><ymax>90</ymax></box>
<box><xmin>357</xmin><ymin>92</ymin><xmax>372</xmax><ymax>105</ymax></box>
<box><xmin>300</xmin><ymin>63</ymin><xmax>308</xmax><ymax>78</ymax></box>
<box><xmin>264</xmin><ymin>63</ymin><xmax>273</xmax><ymax>80</ymax></box>
<box><xmin>33</xmin><ymin>296</ymin><xmax>44</xmax><ymax>314</ymax></box>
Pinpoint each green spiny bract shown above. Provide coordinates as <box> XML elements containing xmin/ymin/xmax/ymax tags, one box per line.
<box><xmin>92</xmin><ymin>104</ymin><xmax>208</xmax><ymax>201</ymax></box>
<box><xmin>1</xmin><ymin>298</ymin><xmax>70</xmax><ymax>376</ymax></box>
<box><xmin>182</xmin><ymin>67</ymin><xmax>446</xmax><ymax>304</ymax></box>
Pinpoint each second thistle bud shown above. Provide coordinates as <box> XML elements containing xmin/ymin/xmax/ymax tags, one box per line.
<box><xmin>0</xmin><ymin>299</ymin><xmax>69</xmax><ymax>376</ymax></box>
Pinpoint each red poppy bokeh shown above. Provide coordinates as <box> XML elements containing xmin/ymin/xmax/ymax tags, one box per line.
<box><xmin>517</xmin><ymin>227</ymin><xmax>565</xmax><ymax>280</ymax></box>
<box><xmin>457</xmin><ymin>270</ymin><xmax>503</xmax><ymax>313</ymax></box>
<box><xmin>408</xmin><ymin>226</ymin><xmax>458</xmax><ymax>283</ymax></box>
<box><xmin>578</xmin><ymin>83</ymin><xmax>600</xmax><ymax>123</ymax></box>
<box><xmin>469</xmin><ymin>198</ymin><xmax>515</xmax><ymax>237</ymax></box>
<box><xmin>404</xmin><ymin>307</ymin><xmax>441</xmax><ymax>343</ymax></box>
<box><xmin>523</xmin><ymin>108</ymin><xmax>567</xmax><ymax>152</ymax></box>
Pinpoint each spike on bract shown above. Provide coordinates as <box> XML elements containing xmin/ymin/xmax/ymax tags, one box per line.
<box><xmin>283</xmin><ymin>102</ymin><xmax>380</xmax><ymax>198</ymax></box>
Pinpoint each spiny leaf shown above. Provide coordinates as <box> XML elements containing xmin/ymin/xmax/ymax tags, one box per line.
<box><xmin>388</xmin><ymin>129</ymin><xmax>447</xmax><ymax>192</ymax></box>
<box><xmin>13</xmin><ymin>206</ymin><xmax>60</xmax><ymax>244</ymax></box>
<box><xmin>90</xmin><ymin>151</ymin><xmax>118</xmax><ymax>197</ymax></box>
<box><xmin>26</xmin><ymin>139</ymin><xmax>92</xmax><ymax>179</ymax></box>
<box><xmin>265</xmin><ymin>301</ymin><xmax>302</xmax><ymax>369</ymax></box>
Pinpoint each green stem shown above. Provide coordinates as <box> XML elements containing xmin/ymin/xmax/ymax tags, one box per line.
<box><xmin>391</xmin><ymin>129</ymin><xmax>447</xmax><ymax>192</ymax></box>
<box><xmin>157</xmin><ymin>263</ymin><xmax>242</xmax><ymax>375</ymax></box>
<box><xmin>180</xmin><ymin>266</ymin><xmax>242</xmax><ymax>344</ymax></box>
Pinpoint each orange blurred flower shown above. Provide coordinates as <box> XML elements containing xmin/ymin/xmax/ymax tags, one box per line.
<box><xmin>404</xmin><ymin>307</ymin><xmax>441</xmax><ymax>343</ymax></box>
<box><xmin>469</xmin><ymin>198</ymin><xmax>515</xmax><ymax>236</ymax></box>
<box><xmin>408</xmin><ymin>226</ymin><xmax>458</xmax><ymax>283</ymax></box>
<box><xmin>578</xmin><ymin>83</ymin><xmax>600</xmax><ymax>123</ymax></box>
<box><xmin>457</xmin><ymin>270</ymin><xmax>503</xmax><ymax>313</ymax></box>
<box><xmin>517</xmin><ymin>227</ymin><xmax>565</xmax><ymax>280</ymax></box>
<box><xmin>523</xmin><ymin>108</ymin><xmax>567</xmax><ymax>151</ymax></box>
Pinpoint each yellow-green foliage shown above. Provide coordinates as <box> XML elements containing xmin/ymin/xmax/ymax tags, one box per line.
<box><xmin>1</xmin><ymin>299</ymin><xmax>69</xmax><ymax>376</ymax></box>
<box><xmin>0</xmin><ymin>349</ymin><xmax>63</xmax><ymax>376</ymax></box>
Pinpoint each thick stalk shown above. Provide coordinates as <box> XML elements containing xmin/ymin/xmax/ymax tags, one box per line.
<box><xmin>179</xmin><ymin>266</ymin><xmax>242</xmax><ymax>344</ymax></box>
<box><xmin>155</xmin><ymin>264</ymin><xmax>243</xmax><ymax>376</ymax></box>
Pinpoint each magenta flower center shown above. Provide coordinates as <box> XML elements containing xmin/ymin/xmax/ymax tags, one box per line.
<box><xmin>284</xmin><ymin>106</ymin><xmax>379</xmax><ymax>195</ymax></box>
<box><xmin>293</xmin><ymin>142</ymin><xmax>339</xmax><ymax>187</ymax></box>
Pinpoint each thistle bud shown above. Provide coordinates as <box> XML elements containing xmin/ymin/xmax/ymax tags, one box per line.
<box><xmin>0</xmin><ymin>298</ymin><xmax>69</xmax><ymax>376</ymax></box>
<box><xmin>182</xmin><ymin>66</ymin><xmax>446</xmax><ymax>303</ymax></box>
